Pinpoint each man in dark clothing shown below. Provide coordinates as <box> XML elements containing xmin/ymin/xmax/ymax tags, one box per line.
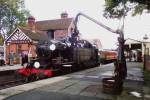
<box><xmin>21</xmin><ymin>52</ymin><xmax>26</xmax><ymax>66</ymax></box>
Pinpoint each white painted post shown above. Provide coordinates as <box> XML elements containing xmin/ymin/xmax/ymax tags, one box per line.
<box><xmin>3</xmin><ymin>41</ymin><xmax>6</xmax><ymax>64</ymax></box>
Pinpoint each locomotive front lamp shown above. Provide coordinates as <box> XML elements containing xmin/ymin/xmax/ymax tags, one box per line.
<box><xmin>49</xmin><ymin>44</ymin><xmax>56</xmax><ymax>51</ymax></box>
<box><xmin>34</xmin><ymin>62</ymin><xmax>40</xmax><ymax>68</ymax></box>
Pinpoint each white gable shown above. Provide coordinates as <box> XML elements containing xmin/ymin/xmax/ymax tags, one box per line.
<box><xmin>6</xmin><ymin>27</ymin><xmax>32</xmax><ymax>44</ymax></box>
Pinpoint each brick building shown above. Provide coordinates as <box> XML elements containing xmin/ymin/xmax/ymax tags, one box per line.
<box><xmin>5</xmin><ymin>12</ymin><xmax>75</xmax><ymax>64</ymax></box>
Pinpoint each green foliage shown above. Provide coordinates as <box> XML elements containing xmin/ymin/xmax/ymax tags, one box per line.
<box><xmin>104</xmin><ymin>0</ymin><xmax>150</xmax><ymax>18</ymax></box>
<box><xmin>0</xmin><ymin>35</ymin><xmax>4</xmax><ymax>45</ymax></box>
<box><xmin>0</xmin><ymin>0</ymin><xmax>30</xmax><ymax>40</ymax></box>
<box><xmin>132</xmin><ymin>4</ymin><xmax>147</xmax><ymax>16</ymax></box>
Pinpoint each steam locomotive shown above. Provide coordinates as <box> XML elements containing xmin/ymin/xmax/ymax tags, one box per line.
<box><xmin>15</xmin><ymin>37</ymin><xmax>100</xmax><ymax>81</ymax></box>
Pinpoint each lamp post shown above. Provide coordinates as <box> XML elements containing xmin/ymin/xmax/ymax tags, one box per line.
<box><xmin>143</xmin><ymin>34</ymin><xmax>148</xmax><ymax>70</ymax></box>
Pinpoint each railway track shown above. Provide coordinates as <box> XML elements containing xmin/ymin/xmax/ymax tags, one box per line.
<box><xmin>0</xmin><ymin>70</ymin><xmax>25</xmax><ymax>90</ymax></box>
<box><xmin>0</xmin><ymin>79</ymin><xmax>24</xmax><ymax>90</ymax></box>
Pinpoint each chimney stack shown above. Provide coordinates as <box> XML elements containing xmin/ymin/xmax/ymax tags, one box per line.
<box><xmin>28</xmin><ymin>16</ymin><xmax>35</xmax><ymax>32</ymax></box>
<box><xmin>61</xmin><ymin>12</ymin><xmax>68</xmax><ymax>19</ymax></box>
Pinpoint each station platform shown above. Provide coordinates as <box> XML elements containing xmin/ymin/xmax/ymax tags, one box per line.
<box><xmin>0</xmin><ymin>64</ymin><xmax>22</xmax><ymax>71</ymax></box>
<box><xmin>0</xmin><ymin>62</ymin><xmax>149</xmax><ymax>100</ymax></box>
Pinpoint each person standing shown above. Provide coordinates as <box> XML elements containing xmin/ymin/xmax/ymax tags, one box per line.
<box><xmin>21</xmin><ymin>51</ymin><xmax>29</xmax><ymax>65</ymax></box>
<box><xmin>0</xmin><ymin>53</ymin><xmax>2</xmax><ymax>66</ymax></box>
<box><xmin>9</xmin><ymin>50</ymin><xmax>14</xmax><ymax>66</ymax></box>
<box><xmin>24</xmin><ymin>54</ymin><xmax>28</xmax><ymax>64</ymax></box>
<box><xmin>21</xmin><ymin>52</ymin><xmax>25</xmax><ymax>66</ymax></box>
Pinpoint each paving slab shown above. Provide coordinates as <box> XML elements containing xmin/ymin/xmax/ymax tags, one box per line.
<box><xmin>37</xmin><ymin>79</ymin><xmax>79</xmax><ymax>92</ymax></box>
<box><xmin>5</xmin><ymin>90</ymin><xmax>104</xmax><ymax>100</ymax></box>
<box><xmin>0</xmin><ymin>76</ymin><xmax>70</xmax><ymax>99</ymax></box>
<box><xmin>80</xmin><ymin>85</ymin><xmax>100</xmax><ymax>97</ymax></box>
<box><xmin>0</xmin><ymin>64</ymin><xmax>22</xmax><ymax>71</ymax></box>
<box><xmin>60</xmin><ymin>80</ymin><xmax>98</xmax><ymax>95</ymax></box>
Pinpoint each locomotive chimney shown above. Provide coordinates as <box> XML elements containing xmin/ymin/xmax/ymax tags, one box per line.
<box><xmin>28</xmin><ymin>16</ymin><xmax>36</xmax><ymax>32</ymax></box>
<box><xmin>61</xmin><ymin>12</ymin><xmax>68</xmax><ymax>19</ymax></box>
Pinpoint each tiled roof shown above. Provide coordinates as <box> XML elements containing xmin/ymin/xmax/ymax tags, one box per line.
<box><xmin>19</xmin><ymin>27</ymin><xmax>48</xmax><ymax>41</ymax></box>
<box><xmin>35</xmin><ymin>18</ymin><xmax>73</xmax><ymax>31</ymax></box>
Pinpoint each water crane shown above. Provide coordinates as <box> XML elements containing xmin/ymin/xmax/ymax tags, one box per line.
<box><xmin>73</xmin><ymin>12</ymin><xmax>127</xmax><ymax>90</ymax></box>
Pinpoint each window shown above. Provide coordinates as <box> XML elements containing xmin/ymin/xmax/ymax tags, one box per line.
<box><xmin>47</xmin><ymin>30</ymin><xmax>54</xmax><ymax>39</ymax></box>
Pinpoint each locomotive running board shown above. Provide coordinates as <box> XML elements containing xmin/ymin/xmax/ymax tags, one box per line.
<box><xmin>62</xmin><ymin>65</ymin><xmax>72</xmax><ymax>67</ymax></box>
<box><xmin>61</xmin><ymin>62</ymin><xmax>74</xmax><ymax>65</ymax></box>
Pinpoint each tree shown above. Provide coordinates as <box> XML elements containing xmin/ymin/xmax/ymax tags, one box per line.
<box><xmin>0</xmin><ymin>0</ymin><xmax>30</xmax><ymax>44</ymax></box>
<box><xmin>104</xmin><ymin>0</ymin><xmax>150</xmax><ymax>18</ymax></box>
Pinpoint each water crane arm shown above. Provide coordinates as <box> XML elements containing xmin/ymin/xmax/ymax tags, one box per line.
<box><xmin>74</xmin><ymin>12</ymin><xmax>127</xmax><ymax>80</ymax></box>
<box><xmin>74</xmin><ymin>12</ymin><xmax>117</xmax><ymax>34</ymax></box>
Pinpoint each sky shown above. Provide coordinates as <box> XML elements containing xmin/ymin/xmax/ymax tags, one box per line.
<box><xmin>25</xmin><ymin>0</ymin><xmax>150</xmax><ymax>49</ymax></box>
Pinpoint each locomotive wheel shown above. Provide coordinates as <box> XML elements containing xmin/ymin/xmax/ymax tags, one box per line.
<box><xmin>25</xmin><ymin>73</ymin><xmax>38</xmax><ymax>82</ymax></box>
<box><xmin>78</xmin><ymin>63</ymin><xmax>84</xmax><ymax>71</ymax></box>
<box><xmin>14</xmin><ymin>70</ymin><xmax>21</xmax><ymax>79</ymax></box>
<box><xmin>38</xmin><ymin>72</ymin><xmax>46</xmax><ymax>79</ymax></box>
<box><xmin>14</xmin><ymin>70</ymin><xmax>26</xmax><ymax>81</ymax></box>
